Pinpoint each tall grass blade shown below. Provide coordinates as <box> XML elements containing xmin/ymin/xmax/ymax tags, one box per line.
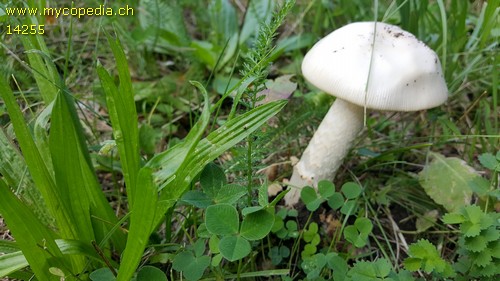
<box><xmin>49</xmin><ymin>91</ymin><xmax>126</xmax><ymax>250</ymax></box>
<box><xmin>0</xmin><ymin>179</ymin><xmax>65</xmax><ymax>280</ymax></box>
<box><xmin>0</xmin><ymin>76</ymin><xmax>75</xmax><ymax>246</ymax></box>
<box><xmin>97</xmin><ymin>35</ymin><xmax>140</xmax><ymax>207</ymax></box>
<box><xmin>116</xmin><ymin>168</ymin><xmax>157</xmax><ymax>281</ymax></box>
<box><xmin>0</xmin><ymin>251</ymin><xmax>28</xmax><ymax>278</ymax></box>
<box><xmin>18</xmin><ymin>36</ymin><xmax>59</xmax><ymax>104</ymax></box>
<box><xmin>0</xmin><ymin>129</ymin><xmax>51</xmax><ymax>225</ymax></box>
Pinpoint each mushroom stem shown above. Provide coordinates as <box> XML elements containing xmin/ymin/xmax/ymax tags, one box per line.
<box><xmin>285</xmin><ymin>98</ymin><xmax>364</xmax><ymax>206</ymax></box>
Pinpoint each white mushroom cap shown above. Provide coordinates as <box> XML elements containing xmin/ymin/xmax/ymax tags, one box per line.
<box><xmin>301</xmin><ymin>22</ymin><xmax>448</xmax><ymax>111</ymax></box>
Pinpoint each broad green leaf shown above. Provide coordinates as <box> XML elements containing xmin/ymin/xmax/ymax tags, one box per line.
<box><xmin>214</xmin><ymin>184</ymin><xmax>247</xmax><ymax>205</ymax></box>
<box><xmin>464</xmin><ymin>235</ymin><xmax>488</xmax><ymax>252</ymax></box>
<box><xmin>344</xmin><ymin>226</ymin><xmax>367</xmax><ymax>248</ymax></box>
<box><xmin>200</xmin><ymin>163</ymin><xmax>227</xmax><ymax>198</ymax></box>
<box><xmin>355</xmin><ymin>218</ymin><xmax>373</xmax><ymax>235</ymax></box>
<box><xmin>327</xmin><ymin>254</ymin><xmax>348</xmax><ymax>281</ymax></box>
<box><xmin>478</xmin><ymin>153</ymin><xmax>499</xmax><ymax>171</ymax></box>
<box><xmin>303</xmin><ymin>223</ymin><xmax>319</xmax><ymax>243</ymax></box>
<box><xmin>404</xmin><ymin>239</ymin><xmax>451</xmax><ymax>275</ymax></box>
<box><xmin>181</xmin><ymin>190</ymin><xmax>212</xmax><ymax>208</ymax></box>
<box><xmin>240</xmin><ymin>209</ymin><xmax>275</xmax><ymax>240</ymax></box>
<box><xmin>219</xmin><ymin>236</ymin><xmax>251</xmax><ymax>261</ymax></box>
<box><xmin>419</xmin><ymin>153</ymin><xmax>476</xmax><ymax>212</ymax></box>
<box><xmin>341</xmin><ymin>182</ymin><xmax>362</xmax><ymax>200</ymax></box>
<box><xmin>301</xmin><ymin>254</ymin><xmax>326</xmax><ymax>280</ymax></box>
<box><xmin>193</xmin><ymin>239</ymin><xmax>206</xmax><ymax>258</ymax></box>
<box><xmin>209</xmin><ymin>0</ymin><xmax>238</xmax><ymax>44</ymax></box>
<box><xmin>90</xmin><ymin>268</ymin><xmax>116</xmax><ymax>281</ymax></box>
<box><xmin>239</xmin><ymin>0</ymin><xmax>274</xmax><ymax>44</ymax></box>
<box><xmin>138</xmin><ymin>0</ymin><xmax>190</xmax><ymax>49</ymax></box>
<box><xmin>205</xmin><ymin>204</ymin><xmax>239</xmax><ymax>235</ymax></box>
<box><xmin>442</xmin><ymin>213</ymin><xmax>465</xmax><ymax>224</ymax></box>
<box><xmin>0</xmin><ymin>179</ymin><xmax>65</xmax><ymax>280</ymax></box>
<box><xmin>327</xmin><ymin>192</ymin><xmax>344</xmax><ymax>210</ymax></box>
<box><xmin>340</xmin><ymin>200</ymin><xmax>357</xmax><ymax>215</ymax></box>
<box><xmin>172</xmin><ymin>251</ymin><xmax>210</xmax><ymax>281</ymax></box>
<box><xmin>318</xmin><ymin>180</ymin><xmax>335</xmax><ymax>199</ymax></box>
<box><xmin>117</xmin><ymin>168</ymin><xmax>158</xmax><ymax>281</ymax></box>
<box><xmin>209</xmin><ymin>235</ymin><xmax>220</xmax><ymax>254</ymax></box>
<box><xmin>98</xmin><ymin>35</ymin><xmax>140</xmax><ymax>207</ymax></box>
<box><xmin>301</xmin><ymin>186</ymin><xmax>323</xmax><ymax>211</ymax></box>
<box><xmin>403</xmin><ymin>258</ymin><xmax>422</xmax><ymax>271</ymax></box>
<box><xmin>137</xmin><ymin>266</ymin><xmax>167</xmax><ymax>281</ymax></box>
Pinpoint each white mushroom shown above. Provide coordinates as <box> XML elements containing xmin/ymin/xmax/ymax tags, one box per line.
<box><xmin>285</xmin><ymin>22</ymin><xmax>448</xmax><ymax>206</ymax></box>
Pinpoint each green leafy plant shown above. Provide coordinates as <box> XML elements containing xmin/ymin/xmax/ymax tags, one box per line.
<box><xmin>271</xmin><ymin>208</ymin><xmax>299</xmax><ymax>240</ymax></box>
<box><xmin>172</xmin><ymin>240</ymin><xmax>211</xmax><ymax>281</ymax></box>
<box><xmin>443</xmin><ymin>205</ymin><xmax>500</xmax><ymax>279</ymax></box>
<box><xmin>301</xmin><ymin>222</ymin><xmax>320</xmax><ymax>258</ymax></box>
<box><xmin>344</xmin><ymin>217</ymin><xmax>373</xmax><ymax>248</ymax></box>
<box><xmin>404</xmin><ymin>239</ymin><xmax>455</xmax><ymax>278</ymax></box>
<box><xmin>300</xmin><ymin>180</ymin><xmax>362</xmax><ymax>215</ymax></box>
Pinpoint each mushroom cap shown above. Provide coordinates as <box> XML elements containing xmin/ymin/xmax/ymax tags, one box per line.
<box><xmin>301</xmin><ymin>22</ymin><xmax>448</xmax><ymax>111</ymax></box>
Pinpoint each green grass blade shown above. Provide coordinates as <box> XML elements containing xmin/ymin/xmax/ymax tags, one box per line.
<box><xmin>49</xmin><ymin>91</ymin><xmax>125</xmax><ymax>250</ymax></box>
<box><xmin>0</xmin><ymin>76</ymin><xmax>75</xmax><ymax>241</ymax></box>
<box><xmin>97</xmin><ymin>35</ymin><xmax>140</xmax><ymax>207</ymax></box>
<box><xmin>117</xmin><ymin>167</ymin><xmax>157</xmax><ymax>281</ymax></box>
<box><xmin>55</xmin><ymin>239</ymin><xmax>118</xmax><ymax>268</ymax></box>
<box><xmin>18</xmin><ymin>36</ymin><xmax>59</xmax><ymax>104</ymax></box>
<box><xmin>0</xmin><ymin>179</ymin><xmax>64</xmax><ymax>280</ymax></box>
<box><xmin>0</xmin><ymin>251</ymin><xmax>28</xmax><ymax>279</ymax></box>
<box><xmin>0</xmin><ymin>128</ymin><xmax>52</xmax><ymax>225</ymax></box>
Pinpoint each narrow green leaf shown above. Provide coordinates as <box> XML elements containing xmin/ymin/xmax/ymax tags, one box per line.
<box><xmin>49</xmin><ymin>93</ymin><xmax>94</xmax><ymax>243</ymax></box>
<box><xmin>148</xmin><ymin>81</ymin><xmax>211</xmax><ymax>209</ymax></box>
<box><xmin>99</xmin><ymin>35</ymin><xmax>141</xmax><ymax>207</ymax></box>
<box><xmin>0</xmin><ymin>251</ymin><xmax>28</xmax><ymax>278</ymax></box>
<box><xmin>19</xmin><ymin>35</ymin><xmax>59</xmax><ymax>103</ymax></box>
<box><xmin>0</xmin><ymin>76</ymin><xmax>76</xmax><ymax>248</ymax></box>
<box><xmin>56</xmin><ymin>239</ymin><xmax>118</xmax><ymax>267</ymax></box>
<box><xmin>0</xmin><ymin>179</ymin><xmax>65</xmax><ymax>280</ymax></box>
<box><xmin>117</xmin><ymin>167</ymin><xmax>158</xmax><ymax>281</ymax></box>
<box><xmin>50</xmin><ymin>92</ymin><xmax>125</xmax><ymax>250</ymax></box>
<box><xmin>0</xmin><ymin>129</ymin><xmax>51</xmax><ymax>225</ymax></box>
